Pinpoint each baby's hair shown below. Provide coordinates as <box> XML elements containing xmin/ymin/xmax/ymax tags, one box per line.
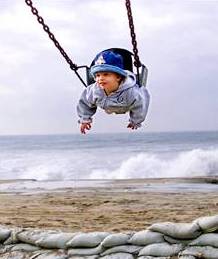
<box><xmin>118</xmin><ymin>74</ymin><xmax>126</xmax><ymax>84</ymax></box>
<box><xmin>94</xmin><ymin>71</ymin><xmax>125</xmax><ymax>82</ymax></box>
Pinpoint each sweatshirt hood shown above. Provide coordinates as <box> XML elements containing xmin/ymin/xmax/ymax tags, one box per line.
<box><xmin>117</xmin><ymin>70</ymin><xmax>137</xmax><ymax>92</ymax></box>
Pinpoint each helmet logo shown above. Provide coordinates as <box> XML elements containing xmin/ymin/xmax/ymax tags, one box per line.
<box><xmin>95</xmin><ymin>55</ymin><xmax>106</xmax><ymax>65</ymax></box>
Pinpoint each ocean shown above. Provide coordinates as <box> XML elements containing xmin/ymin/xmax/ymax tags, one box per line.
<box><xmin>0</xmin><ymin>131</ymin><xmax>218</xmax><ymax>180</ymax></box>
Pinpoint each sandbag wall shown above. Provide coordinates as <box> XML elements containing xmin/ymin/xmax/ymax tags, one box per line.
<box><xmin>0</xmin><ymin>215</ymin><xmax>217</xmax><ymax>259</ymax></box>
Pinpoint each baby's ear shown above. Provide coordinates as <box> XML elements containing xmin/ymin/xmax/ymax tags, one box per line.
<box><xmin>118</xmin><ymin>75</ymin><xmax>125</xmax><ymax>82</ymax></box>
<box><xmin>116</xmin><ymin>74</ymin><xmax>122</xmax><ymax>80</ymax></box>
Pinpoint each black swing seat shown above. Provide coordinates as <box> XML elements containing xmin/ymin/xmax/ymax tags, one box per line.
<box><xmin>86</xmin><ymin>48</ymin><xmax>148</xmax><ymax>87</ymax></box>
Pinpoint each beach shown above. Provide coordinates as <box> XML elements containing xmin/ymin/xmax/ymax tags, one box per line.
<box><xmin>1</xmin><ymin>177</ymin><xmax>218</xmax><ymax>232</ymax></box>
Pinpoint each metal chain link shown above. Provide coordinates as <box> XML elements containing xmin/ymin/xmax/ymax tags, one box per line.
<box><xmin>25</xmin><ymin>0</ymin><xmax>141</xmax><ymax>86</ymax></box>
<box><xmin>125</xmin><ymin>0</ymin><xmax>141</xmax><ymax>68</ymax></box>
<box><xmin>25</xmin><ymin>0</ymin><xmax>78</xmax><ymax>70</ymax></box>
<box><xmin>25</xmin><ymin>0</ymin><xmax>88</xmax><ymax>87</ymax></box>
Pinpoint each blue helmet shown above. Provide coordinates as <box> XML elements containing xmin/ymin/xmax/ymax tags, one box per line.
<box><xmin>90</xmin><ymin>50</ymin><xmax>127</xmax><ymax>77</ymax></box>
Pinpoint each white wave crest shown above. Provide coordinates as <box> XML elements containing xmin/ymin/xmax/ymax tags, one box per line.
<box><xmin>90</xmin><ymin>149</ymin><xmax>218</xmax><ymax>179</ymax></box>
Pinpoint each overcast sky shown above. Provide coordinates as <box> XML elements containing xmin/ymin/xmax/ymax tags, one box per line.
<box><xmin>0</xmin><ymin>0</ymin><xmax>218</xmax><ymax>135</ymax></box>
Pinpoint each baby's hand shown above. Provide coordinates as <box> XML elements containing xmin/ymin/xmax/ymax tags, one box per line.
<box><xmin>127</xmin><ymin>123</ymin><xmax>138</xmax><ymax>130</ymax></box>
<box><xmin>80</xmin><ymin>122</ymin><xmax>92</xmax><ymax>134</ymax></box>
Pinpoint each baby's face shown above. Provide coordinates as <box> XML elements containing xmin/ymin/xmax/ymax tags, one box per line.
<box><xmin>95</xmin><ymin>72</ymin><xmax>121</xmax><ymax>94</ymax></box>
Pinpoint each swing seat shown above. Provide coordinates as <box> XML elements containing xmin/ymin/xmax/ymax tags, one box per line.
<box><xmin>86</xmin><ymin>48</ymin><xmax>148</xmax><ymax>87</ymax></box>
<box><xmin>25</xmin><ymin>1</ymin><xmax>146</xmax><ymax>88</ymax></box>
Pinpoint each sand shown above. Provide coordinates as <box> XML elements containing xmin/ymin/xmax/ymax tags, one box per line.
<box><xmin>0</xmin><ymin>177</ymin><xmax>217</xmax><ymax>232</ymax></box>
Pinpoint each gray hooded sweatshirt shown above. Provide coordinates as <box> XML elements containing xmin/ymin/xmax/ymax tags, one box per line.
<box><xmin>77</xmin><ymin>71</ymin><xmax>150</xmax><ymax>127</ymax></box>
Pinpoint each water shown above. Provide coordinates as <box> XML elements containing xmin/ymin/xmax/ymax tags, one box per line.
<box><xmin>0</xmin><ymin>131</ymin><xmax>218</xmax><ymax>180</ymax></box>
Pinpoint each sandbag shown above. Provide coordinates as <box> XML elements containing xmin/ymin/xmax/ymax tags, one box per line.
<box><xmin>68</xmin><ymin>256</ymin><xmax>98</xmax><ymax>259</ymax></box>
<box><xmin>36</xmin><ymin>232</ymin><xmax>77</xmax><ymax>249</ymax></box>
<box><xmin>10</xmin><ymin>243</ymin><xmax>39</xmax><ymax>252</ymax></box>
<box><xmin>138</xmin><ymin>257</ymin><xmax>171</xmax><ymax>259</ymax></box>
<box><xmin>0</xmin><ymin>226</ymin><xmax>11</xmax><ymax>243</ymax></box>
<box><xmin>68</xmin><ymin>244</ymin><xmax>104</xmax><ymax>256</ymax></box>
<box><xmin>194</xmin><ymin>215</ymin><xmax>218</xmax><ymax>232</ymax></box>
<box><xmin>189</xmin><ymin>233</ymin><xmax>218</xmax><ymax>247</ymax></box>
<box><xmin>30</xmin><ymin>249</ymin><xmax>52</xmax><ymax>258</ymax></box>
<box><xmin>101</xmin><ymin>233</ymin><xmax>131</xmax><ymax>248</ymax></box>
<box><xmin>4</xmin><ymin>228</ymin><xmax>23</xmax><ymax>245</ymax></box>
<box><xmin>149</xmin><ymin>222</ymin><xmax>201</xmax><ymax>239</ymax></box>
<box><xmin>17</xmin><ymin>229</ymin><xmax>60</xmax><ymax>246</ymax></box>
<box><xmin>66</xmin><ymin>232</ymin><xmax>109</xmax><ymax>248</ymax></box>
<box><xmin>100</xmin><ymin>253</ymin><xmax>134</xmax><ymax>259</ymax></box>
<box><xmin>101</xmin><ymin>245</ymin><xmax>142</xmax><ymax>256</ymax></box>
<box><xmin>179</xmin><ymin>246</ymin><xmax>218</xmax><ymax>259</ymax></box>
<box><xmin>139</xmin><ymin>242</ymin><xmax>183</xmax><ymax>257</ymax></box>
<box><xmin>164</xmin><ymin>235</ymin><xmax>192</xmax><ymax>245</ymax></box>
<box><xmin>178</xmin><ymin>256</ymin><xmax>196</xmax><ymax>259</ymax></box>
<box><xmin>31</xmin><ymin>250</ymin><xmax>68</xmax><ymax>259</ymax></box>
<box><xmin>128</xmin><ymin>230</ymin><xmax>164</xmax><ymax>246</ymax></box>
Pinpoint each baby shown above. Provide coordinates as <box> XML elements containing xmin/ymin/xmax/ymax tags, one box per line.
<box><xmin>77</xmin><ymin>50</ymin><xmax>150</xmax><ymax>134</ymax></box>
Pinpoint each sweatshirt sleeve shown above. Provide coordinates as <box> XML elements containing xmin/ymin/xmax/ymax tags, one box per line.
<box><xmin>129</xmin><ymin>87</ymin><xmax>150</xmax><ymax>127</ymax></box>
<box><xmin>76</xmin><ymin>86</ymin><xmax>97</xmax><ymax>123</ymax></box>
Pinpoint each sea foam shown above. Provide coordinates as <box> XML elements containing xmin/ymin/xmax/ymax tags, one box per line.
<box><xmin>6</xmin><ymin>148</ymin><xmax>218</xmax><ymax>180</ymax></box>
<box><xmin>90</xmin><ymin>148</ymin><xmax>218</xmax><ymax>179</ymax></box>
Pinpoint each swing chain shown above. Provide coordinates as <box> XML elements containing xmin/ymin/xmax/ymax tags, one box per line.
<box><xmin>25</xmin><ymin>0</ymin><xmax>78</xmax><ymax>71</ymax></box>
<box><xmin>125</xmin><ymin>0</ymin><xmax>141</xmax><ymax>68</ymax></box>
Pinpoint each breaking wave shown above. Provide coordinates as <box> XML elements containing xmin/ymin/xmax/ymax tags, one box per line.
<box><xmin>90</xmin><ymin>148</ymin><xmax>218</xmax><ymax>179</ymax></box>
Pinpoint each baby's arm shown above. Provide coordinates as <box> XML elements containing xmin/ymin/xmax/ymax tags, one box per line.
<box><xmin>128</xmin><ymin>88</ymin><xmax>150</xmax><ymax>129</ymax></box>
<box><xmin>77</xmin><ymin>87</ymin><xmax>97</xmax><ymax>134</ymax></box>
